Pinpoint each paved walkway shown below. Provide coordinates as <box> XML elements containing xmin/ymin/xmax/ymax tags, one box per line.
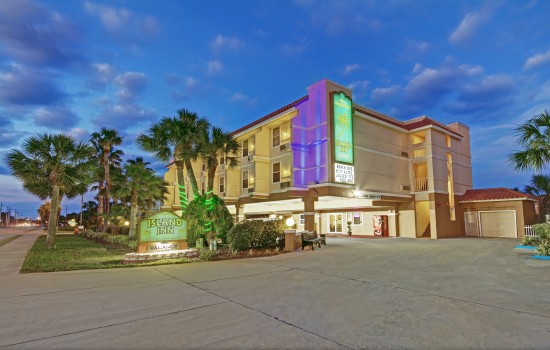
<box><xmin>0</xmin><ymin>237</ymin><xmax>549</xmax><ymax>349</ymax></box>
<box><xmin>0</xmin><ymin>227</ymin><xmax>42</xmax><ymax>275</ymax></box>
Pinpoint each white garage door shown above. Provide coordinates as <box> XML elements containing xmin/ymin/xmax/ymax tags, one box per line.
<box><xmin>479</xmin><ymin>211</ymin><xmax>517</xmax><ymax>238</ymax></box>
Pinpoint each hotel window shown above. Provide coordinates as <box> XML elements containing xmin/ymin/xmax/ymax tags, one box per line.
<box><xmin>346</xmin><ymin>212</ymin><xmax>363</xmax><ymax>225</ymax></box>
<box><xmin>242</xmin><ymin>140</ymin><xmax>249</xmax><ymax>157</ymax></box>
<box><xmin>219</xmin><ymin>176</ymin><xmax>225</xmax><ymax>194</ymax></box>
<box><xmin>272</xmin><ymin>126</ymin><xmax>280</xmax><ymax>148</ymax></box>
<box><xmin>446</xmin><ymin>135</ymin><xmax>452</xmax><ymax>148</ymax></box>
<box><xmin>242</xmin><ymin>170</ymin><xmax>249</xmax><ymax>189</ymax></box>
<box><xmin>220</xmin><ymin>156</ymin><xmax>225</xmax><ymax>166</ymax></box>
<box><xmin>299</xmin><ymin>214</ymin><xmax>305</xmax><ymax>225</ymax></box>
<box><xmin>202</xmin><ymin>162</ymin><xmax>206</xmax><ymax>171</ymax></box>
<box><xmin>272</xmin><ymin>162</ymin><xmax>281</xmax><ymax>183</ymax></box>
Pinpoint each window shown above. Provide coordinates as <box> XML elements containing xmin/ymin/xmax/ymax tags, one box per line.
<box><xmin>219</xmin><ymin>176</ymin><xmax>225</xmax><ymax>194</ymax></box>
<box><xmin>272</xmin><ymin>162</ymin><xmax>281</xmax><ymax>183</ymax></box>
<box><xmin>446</xmin><ymin>135</ymin><xmax>452</xmax><ymax>148</ymax></box>
<box><xmin>220</xmin><ymin>156</ymin><xmax>225</xmax><ymax>166</ymax></box>
<box><xmin>242</xmin><ymin>140</ymin><xmax>249</xmax><ymax>157</ymax></box>
<box><xmin>299</xmin><ymin>214</ymin><xmax>305</xmax><ymax>225</ymax></box>
<box><xmin>202</xmin><ymin>162</ymin><xmax>206</xmax><ymax>171</ymax></box>
<box><xmin>272</xmin><ymin>126</ymin><xmax>280</xmax><ymax>148</ymax></box>
<box><xmin>242</xmin><ymin>170</ymin><xmax>249</xmax><ymax>189</ymax></box>
<box><xmin>346</xmin><ymin>212</ymin><xmax>363</xmax><ymax>225</ymax></box>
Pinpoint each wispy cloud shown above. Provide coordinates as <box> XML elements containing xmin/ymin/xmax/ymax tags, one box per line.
<box><xmin>370</xmin><ymin>85</ymin><xmax>400</xmax><ymax>105</ymax></box>
<box><xmin>113</xmin><ymin>72</ymin><xmax>148</xmax><ymax>102</ymax></box>
<box><xmin>343</xmin><ymin>64</ymin><xmax>363</xmax><ymax>76</ymax></box>
<box><xmin>230</xmin><ymin>92</ymin><xmax>257</xmax><ymax>106</ymax></box>
<box><xmin>32</xmin><ymin>106</ymin><xmax>79</xmax><ymax>130</ymax></box>
<box><xmin>449</xmin><ymin>5</ymin><xmax>495</xmax><ymax>45</ymax></box>
<box><xmin>207</xmin><ymin>60</ymin><xmax>223</xmax><ymax>76</ymax></box>
<box><xmin>524</xmin><ymin>48</ymin><xmax>550</xmax><ymax>70</ymax></box>
<box><xmin>84</xmin><ymin>1</ymin><xmax>159</xmax><ymax>42</ymax></box>
<box><xmin>210</xmin><ymin>34</ymin><xmax>244</xmax><ymax>53</ymax></box>
<box><xmin>165</xmin><ymin>74</ymin><xmax>211</xmax><ymax>100</ymax></box>
<box><xmin>347</xmin><ymin>80</ymin><xmax>369</xmax><ymax>99</ymax></box>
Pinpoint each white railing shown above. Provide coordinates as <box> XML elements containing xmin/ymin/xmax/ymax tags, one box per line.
<box><xmin>414</xmin><ymin>177</ymin><xmax>428</xmax><ymax>192</ymax></box>
<box><xmin>524</xmin><ymin>225</ymin><xmax>537</xmax><ymax>237</ymax></box>
<box><xmin>411</xmin><ymin>148</ymin><xmax>426</xmax><ymax>158</ymax></box>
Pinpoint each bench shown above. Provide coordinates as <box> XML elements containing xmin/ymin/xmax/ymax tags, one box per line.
<box><xmin>301</xmin><ymin>231</ymin><xmax>326</xmax><ymax>250</ymax></box>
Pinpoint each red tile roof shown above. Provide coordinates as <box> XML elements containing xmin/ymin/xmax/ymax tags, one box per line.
<box><xmin>459</xmin><ymin>188</ymin><xmax>538</xmax><ymax>202</ymax></box>
<box><xmin>354</xmin><ymin>105</ymin><xmax>463</xmax><ymax>137</ymax></box>
<box><xmin>231</xmin><ymin>95</ymin><xmax>309</xmax><ymax>136</ymax></box>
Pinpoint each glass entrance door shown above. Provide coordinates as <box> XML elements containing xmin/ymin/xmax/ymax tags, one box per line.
<box><xmin>328</xmin><ymin>213</ymin><xmax>344</xmax><ymax>234</ymax></box>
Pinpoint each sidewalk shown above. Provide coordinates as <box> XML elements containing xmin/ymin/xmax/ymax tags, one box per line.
<box><xmin>0</xmin><ymin>228</ymin><xmax>42</xmax><ymax>275</ymax></box>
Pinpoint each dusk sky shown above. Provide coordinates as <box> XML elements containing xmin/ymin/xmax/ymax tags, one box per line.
<box><xmin>1</xmin><ymin>0</ymin><xmax>550</xmax><ymax>219</ymax></box>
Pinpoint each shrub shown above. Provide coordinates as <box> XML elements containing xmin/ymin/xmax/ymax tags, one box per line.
<box><xmin>197</xmin><ymin>246</ymin><xmax>216</xmax><ymax>261</ymax></box>
<box><xmin>531</xmin><ymin>223</ymin><xmax>550</xmax><ymax>256</ymax></box>
<box><xmin>107</xmin><ymin>226</ymin><xmax>130</xmax><ymax>235</ymax></box>
<box><xmin>227</xmin><ymin>219</ymin><xmax>284</xmax><ymax>251</ymax></box>
<box><xmin>80</xmin><ymin>230</ymin><xmax>137</xmax><ymax>250</ymax></box>
<box><xmin>521</xmin><ymin>236</ymin><xmax>541</xmax><ymax>246</ymax></box>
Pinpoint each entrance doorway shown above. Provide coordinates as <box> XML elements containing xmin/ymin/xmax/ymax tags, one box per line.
<box><xmin>328</xmin><ymin>213</ymin><xmax>344</xmax><ymax>234</ymax></box>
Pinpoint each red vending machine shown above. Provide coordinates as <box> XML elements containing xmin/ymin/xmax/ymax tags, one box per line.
<box><xmin>373</xmin><ymin>215</ymin><xmax>389</xmax><ymax>236</ymax></box>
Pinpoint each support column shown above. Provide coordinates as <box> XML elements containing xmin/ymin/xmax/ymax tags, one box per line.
<box><xmin>303</xmin><ymin>198</ymin><xmax>317</xmax><ymax>232</ymax></box>
<box><xmin>235</xmin><ymin>205</ymin><xmax>244</xmax><ymax>223</ymax></box>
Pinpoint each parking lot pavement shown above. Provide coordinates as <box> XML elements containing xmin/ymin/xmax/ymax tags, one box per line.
<box><xmin>1</xmin><ymin>237</ymin><xmax>549</xmax><ymax>349</ymax></box>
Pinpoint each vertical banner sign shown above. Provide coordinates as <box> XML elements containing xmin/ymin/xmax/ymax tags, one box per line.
<box><xmin>333</xmin><ymin>92</ymin><xmax>354</xmax><ymax>164</ymax></box>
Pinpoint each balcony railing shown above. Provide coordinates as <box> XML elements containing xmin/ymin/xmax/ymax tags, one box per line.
<box><xmin>411</xmin><ymin>148</ymin><xmax>426</xmax><ymax>158</ymax></box>
<box><xmin>414</xmin><ymin>177</ymin><xmax>428</xmax><ymax>192</ymax></box>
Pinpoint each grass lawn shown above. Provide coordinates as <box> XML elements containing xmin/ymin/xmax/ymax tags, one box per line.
<box><xmin>21</xmin><ymin>235</ymin><xmax>191</xmax><ymax>273</ymax></box>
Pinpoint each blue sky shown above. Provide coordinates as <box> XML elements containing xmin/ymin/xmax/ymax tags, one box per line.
<box><xmin>1</xmin><ymin>0</ymin><xmax>550</xmax><ymax>219</ymax></box>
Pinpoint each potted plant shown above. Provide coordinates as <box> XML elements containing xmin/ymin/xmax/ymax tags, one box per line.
<box><xmin>347</xmin><ymin>221</ymin><xmax>352</xmax><ymax>236</ymax></box>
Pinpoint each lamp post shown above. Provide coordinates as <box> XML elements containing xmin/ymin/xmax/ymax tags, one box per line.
<box><xmin>283</xmin><ymin>216</ymin><xmax>297</xmax><ymax>252</ymax></box>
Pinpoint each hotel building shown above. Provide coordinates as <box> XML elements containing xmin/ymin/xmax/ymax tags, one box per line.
<box><xmin>163</xmin><ymin>79</ymin><xmax>537</xmax><ymax>239</ymax></box>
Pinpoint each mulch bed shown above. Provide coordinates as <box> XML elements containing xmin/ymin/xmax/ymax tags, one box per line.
<box><xmin>209</xmin><ymin>246</ymin><xmax>286</xmax><ymax>261</ymax></box>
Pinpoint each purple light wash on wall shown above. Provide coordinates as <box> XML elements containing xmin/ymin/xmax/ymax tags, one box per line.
<box><xmin>292</xmin><ymin>80</ymin><xmax>329</xmax><ymax>187</ymax></box>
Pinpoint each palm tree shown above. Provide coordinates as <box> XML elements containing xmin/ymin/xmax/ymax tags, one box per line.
<box><xmin>90</xmin><ymin>128</ymin><xmax>124</xmax><ymax>232</ymax></box>
<box><xmin>137</xmin><ymin>109</ymin><xmax>208</xmax><ymax>209</ymax></box>
<box><xmin>509</xmin><ymin>109</ymin><xmax>550</xmax><ymax>171</ymax></box>
<box><xmin>6</xmin><ymin>134</ymin><xmax>95</xmax><ymax>249</ymax></box>
<box><xmin>523</xmin><ymin>174</ymin><xmax>550</xmax><ymax>217</ymax></box>
<box><xmin>112</xmin><ymin>158</ymin><xmax>169</xmax><ymax>239</ymax></box>
<box><xmin>200</xmin><ymin>126</ymin><xmax>240</xmax><ymax>197</ymax></box>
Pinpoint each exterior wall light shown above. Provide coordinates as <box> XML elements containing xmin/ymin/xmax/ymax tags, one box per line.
<box><xmin>286</xmin><ymin>217</ymin><xmax>295</xmax><ymax>228</ymax></box>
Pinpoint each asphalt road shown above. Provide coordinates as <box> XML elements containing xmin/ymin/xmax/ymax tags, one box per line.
<box><xmin>0</xmin><ymin>236</ymin><xmax>549</xmax><ymax>349</ymax></box>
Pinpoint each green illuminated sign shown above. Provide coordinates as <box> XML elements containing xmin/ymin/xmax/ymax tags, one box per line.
<box><xmin>333</xmin><ymin>92</ymin><xmax>354</xmax><ymax>164</ymax></box>
<box><xmin>139</xmin><ymin>211</ymin><xmax>187</xmax><ymax>243</ymax></box>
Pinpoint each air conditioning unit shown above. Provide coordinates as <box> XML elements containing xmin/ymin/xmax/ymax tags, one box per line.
<box><xmin>401</xmin><ymin>151</ymin><xmax>409</xmax><ymax>158</ymax></box>
<box><xmin>280</xmin><ymin>142</ymin><xmax>291</xmax><ymax>151</ymax></box>
<box><xmin>401</xmin><ymin>184</ymin><xmax>411</xmax><ymax>191</ymax></box>
<box><xmin>280</xmin><ymin>181</ymin><xmax>291</xmax><ymax>189</ymax></box>
<box><xmin>247</xmin><ymin>155</ymin><xmax>254</xmax><ymax>162</ymax></box>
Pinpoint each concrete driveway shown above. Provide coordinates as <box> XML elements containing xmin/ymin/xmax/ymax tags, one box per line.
<box><xmin>0</xmin><ymin>237</ymin><xmax>549</xmax><ymax>349</ymax></box>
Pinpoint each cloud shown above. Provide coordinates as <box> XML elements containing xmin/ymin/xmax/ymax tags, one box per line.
<box><xmin>210</xmin><ymin>34</ymin><xmax>244</xmax><ymax>52</ymax></box>
<box><xmin>84</xmin><ymin>1</ymin><xmax>159</xmax><ymax>42</ymax></box>
<box><xmin>92</xmin><ymin>103</ymin><xmax>156</xmax><ymax>130</ymax></box>
<box><xmin>347</xmin><ymin>80</ymin><xmax>369</xmax><ymax>99</ymax></box>
<box><xmin>68</xmin><ymin>128</ymin><xmax>90</xmax><ymax>142</ymax></box>
<box><xmin>0</xmin><ymin>0</ymin><xmax>83</xmax><ymax>68</ymax></box>
<box><xmin>449</xmin><ymin>6</ymin><xmax>495</xmax><ymax>45</ymax></box>
<box><xmin>524</xmin><ymin>48</ymin><xmax>550</xmax><ymax>70</ymax></box>
<box><xmin>87</xmin><ymin>63</ymin><xmax>116</xmax><ymax>89</ymax></box>
<box><xmin>0</xmin><ymin>127</ymin><xmax>27</xmax><ymax>148</ymax></box>
<box><xmin>207</xmin><ymin>60</ymin><xmax>223</xmax><ymax>76</ymax></box>
<box><xmin>370</xmin><ymin>85</ymin><xmax>400</xmax><ymax>105</ymax></box>
<box><xmin>32</xmin><ymin>106</ymin><xmax>79</xmax><ymax>130</ymax></box>
<box><xmin>113</xmin><ymin>72</ymin><xmax>148</xmax><ymax>102</ymax></box>
<box><xmin>280</xmin><ymin>41</ymin><xmax>308</xmax><ymax>56</ymax></box>
<box><xmin>165</xmin><ymin>74</ymin><xmax>210</xmax><ymax>100</ymax></box>
<box><xmin>230</xmin><ymin>92</ymin><xmax>257</xmax><ymax>106</ymax></box>
<box><xmin>343</xmin><ymin>64</ymin><xmax>363</xmax><ymax>76</ymax></box>
<box><xmin>0</xmin><ymin>63</ymin><xmax>65</xmax><ymax>106</ymax></box>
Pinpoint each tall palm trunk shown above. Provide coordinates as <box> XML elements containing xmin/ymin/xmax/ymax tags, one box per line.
<box><xmin>207</xmin><ymin>165</ymin><xmax>217</xmax><ymax>199</ymax></box>
<box><xmin>103</xmin><ymin>146</ymin><xmax>110</xmax><ymax>232</ymax></box>
<box><xmin>175</xmin><ymin>161</ymin><xmax>188</xmax><ymax>210</ymax></box>
<box><xmin>47</xmin><ymin>185</ymin><xmax>60</xmax><ymax>249</ymax></box>
<box><xmin>184</xmin><ymin>159</ymin><xmax>201</xmax><ymax>199</ymax></box>
<box><xmin>129</xmin><ymin>194</ymin><xmax>138</xmax><ymax>240</ymax></box>
<box><xmin>96</xmin><ymin>180</ymin><xmax>104</xmax><ymax>232</ymax></box>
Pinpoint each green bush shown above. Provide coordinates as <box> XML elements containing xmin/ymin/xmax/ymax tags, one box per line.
<box><xmin>80</xmin><ymin>230</ymin><xmax>137</xmax><ymax>250</ymax></box>
<box><xmin>227</xmin><ymin>219</ymin><xmax>284</xmax><ymax>251</ymax></box>
<box><xmin>107</xmin><ymin>226</ymin><xmax>130</xmax><ymax>235</ymax></box>
<box><xmin>531</xmin><ymin>223</ymin><xmax>550</xmax><ymax>256</ymax></box>
<box><xmin>521</xmin><ymin>236</ymin><xmax>541</xmax><ymax>246</ymax></box>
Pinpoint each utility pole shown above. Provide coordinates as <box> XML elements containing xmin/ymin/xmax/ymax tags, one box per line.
<box><xmin>0</xmin><ymin>202</ymin><xmax>3</xmax><ymax>226</ymax></box>
<box><xmin>80</xmin><ymin>193</ymin><xmax>84</xmax><ymax>226</ymax></box>
<box><xmin>6</xmin><ymin>207</ymin><xmax>10</xmax><ymax>226</ymax></box>
<box><xmin>65</xmin><ymin>205</ymin><xmax>68</xmax><ymax>226</ymax></box>
<box><xmin>14</xmin><ymin>209</ymin><xmax>17</xmax><ymax>226</ymax></box>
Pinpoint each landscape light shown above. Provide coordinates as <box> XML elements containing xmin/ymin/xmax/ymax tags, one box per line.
<box><xmin>285</xmin><ymin>217</ymin><xmax>295</xmax><ymax>227</ymax></box>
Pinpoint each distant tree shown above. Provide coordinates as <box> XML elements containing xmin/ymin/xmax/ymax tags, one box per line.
<box><xmin>90</xmin><ymin>128</ymin><xmax>124</xmax><ymax>232</ymax></box>
<box><xmin>37</xmin><ymin>201</ymin><xmax>61</xmax><ymax>225</ymax></box>
<box><xmin>6</xmin><ymin>134</ymin><xmax>95</xmax><ymax>249</ymax></box>
<box><xmin>138</xmin><ymin>109</ymin><xmax>209</xmax><ymax>209</ymax></box>
<box><xmin>509</xmin><ymin>109</ymin><xmax>550</xmax><ymax>171</ymax></box>
<box><xmin>523</xmin><ymin>174</ymin><xmax>550</xmax><ymax>216</ymax></box>
<box><xmin>112</xmin><ymin>158</ymin><xmax>169</xmax><ymax>239</ymax></box>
